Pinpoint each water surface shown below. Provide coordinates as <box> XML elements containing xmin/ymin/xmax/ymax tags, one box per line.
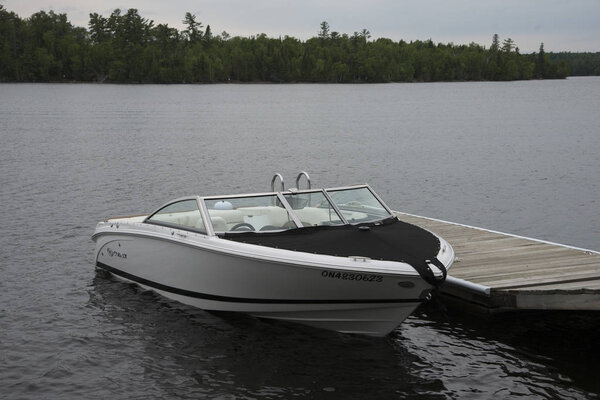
<box><xmin>1</xmin><ymin>78</ymin><xmax>599</xmax><ymax>399</ymax></box>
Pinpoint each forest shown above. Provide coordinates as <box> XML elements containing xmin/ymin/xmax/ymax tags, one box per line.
<box><xmin>548</xmin><ymin>52</ymin><xmax>600</xmax><ymax>76</ymax></box>
<box><xmin>0</xmin><ymin>5</ymin><xmax>584</xmax><ymax>84</ymax></box>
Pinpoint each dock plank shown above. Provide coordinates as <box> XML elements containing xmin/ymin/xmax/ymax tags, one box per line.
<box><xmin>454</xmin><ymin>253</ymin><xmax>598</xmax><ymax>274</ymax></box>
<box><xmin>485</xmin><ymin>270</ymin><xmax>600</xmax><ymax>289</ymax></box>
<box><xmin>521</xmin><ymin>280</ymin><xmax>600</xmax><ymax>290</ymax></box>
<box><xmin>460</xmin><ymin>258</ymin><xmax>597</xmax><ymax>274</ymax></box>
<box><xmin>459</xmin><ymin>261</ymin><xmax>600</xmax><ymax>281</ymax></box>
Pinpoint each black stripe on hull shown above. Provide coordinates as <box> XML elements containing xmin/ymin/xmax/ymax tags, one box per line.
<box><xmin>96</xmin><ymin>262</ymin><xmax>424</xmax><ymax>305</ymax></box>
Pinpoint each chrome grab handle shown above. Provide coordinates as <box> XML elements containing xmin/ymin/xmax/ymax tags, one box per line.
<box><xmin>295</xmin><ymin>171</ymin><xmax>311</xmax><ymax>190</ymax></box>
<box><xmin>271</xmin><ymin>173</ymin><xmax>285</xmax><ymax>206</ymax></box>
<box><xmin>271</xmin><ymin>173</ymin><xmax>284</xmax><ymax>192</ymax></box>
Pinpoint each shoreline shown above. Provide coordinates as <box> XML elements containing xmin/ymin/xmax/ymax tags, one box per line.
<box><xmin>1</xmin><ymin>77</ymin><xmax>584</xmax><ymax>85</ymax></box>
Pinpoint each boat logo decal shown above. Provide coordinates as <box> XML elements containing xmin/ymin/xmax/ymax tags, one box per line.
<box><xmin>321</xmin><ymin>270</ymin><xmax>382</xmax><ymax>283</ymax></box>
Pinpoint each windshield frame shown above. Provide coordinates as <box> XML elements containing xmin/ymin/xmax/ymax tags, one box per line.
<box><xmin>144</xmin><ymin>184</ymin><xmax>394</xmax><ymax>236</ymax></box>
<box><xmin>324</xmin><ymin>185</ymin><xmax>395</xmax><ymax>223</ymax></box>
<box><xmin>283</xmin><ymin>188</ymin><xmax>348</xmax><ymax>226</ymax></box>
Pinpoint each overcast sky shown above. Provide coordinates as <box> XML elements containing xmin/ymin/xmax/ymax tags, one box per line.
<box><xmin>2</xmin><ymin>0</ymin><xmax>599</xmax><ymax>52</ymax></box>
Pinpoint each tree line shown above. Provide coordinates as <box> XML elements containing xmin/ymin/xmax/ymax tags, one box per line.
<box><xmin>548</xmin><ymin>52</ymin><xmax>600</xmax><ymax>76</ymax></box>
<box><xmin>0</xmin><ymin>6</ymin><xmax>575</xmax><ymax>83</ymax></box>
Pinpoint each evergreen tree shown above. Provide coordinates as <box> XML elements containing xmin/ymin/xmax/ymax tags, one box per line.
<box><xmin>535</xmin><ymin>42</ymin><xmax>546</xmax><ymax>78</ymax></box>
<box><xmin>502</xmin><ymin>38</ymin><xmax>515</xmax><ymax>53</ymax></box>
<box><xmin>490</xmin><ymin>34</ymin><xmax>500</xmax><ymax>52</ymax></box>
<box><xmin>318</xmin><ymin>21</ymin><xmax>330</xmax><ymax>40</ymax></box>
<box><xmin>182</xmin><ymin>12</ymin><xmax>202</xmax><ymax>42</ymax></box>
<box><xmin>204</xmin><ymin>25</ymin><xmax>212</xmax><ymax>44</ymax></box>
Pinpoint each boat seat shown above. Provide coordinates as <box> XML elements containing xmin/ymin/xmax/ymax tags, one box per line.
<box><xmin>293</xmin><ymin>207</ymin><xmax>369</xmax><ymax>226</ymax></box>
<box><xmin>209</xmin><ymin>216</ymin><xmax>227</xmax><ymax>232</ymax></box>
<box><xmin>152</xmin><ymin>211</ymin><xmax>202</xmax><ymax>228</ymax></box>
<box><xmin>179</xmin><ymin>215</ymin><xmax>200</xmax><ymax>227</ymax></box>
<box><xmin>208</xmin><ymin>209</ymin><xmax>244</xmax><ymax>225</ymax></box>
<box><xmin>237</xmin><ymin>206</ymin><xmax>291</xmax><ymax>228</ymax></box>
<box><xmin>294</xmin><ymin>207</ymin><xmax>338</xmax><ymax>226</ymax></box>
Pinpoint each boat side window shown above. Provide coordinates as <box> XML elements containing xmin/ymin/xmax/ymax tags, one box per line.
<box><xmin>204</xmin><ymin>195</ymin><xmax>297</xmax><ymax>233</ymax></box>
<box><xmin>326</xmin><ymin>187</ymin><xmax>392</xmax><ymax>223</ymax></box>
<box><xmin>146</xmin><ymin>199</ymin><xmax>206</xmax><ymax>233</ymax></box>
<box><xmin>283</xmin><ymin>191</ymin><xmax>343</xmax><ymax>227</ymax></box>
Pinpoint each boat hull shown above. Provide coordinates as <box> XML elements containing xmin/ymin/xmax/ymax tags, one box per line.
<box><xmin>93</xmin><ymin>223</ymin><xmax>441</xmax><ymax>336</ymax></box>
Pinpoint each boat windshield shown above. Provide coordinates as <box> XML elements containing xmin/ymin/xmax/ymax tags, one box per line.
<box><xmin>325</xmin><ymin>187</ymin><xmax>393</xmax><ymax>223</ymax></box>
<box><xmin>204</xmin><ymin>194</ymin><xmax>298</xmax><ymax>233</ymax></box>
<box><xmin>283</xmin><ymin>190</ymin><xmax>344</xmax><ymax>227</ymax></box>
<box><xmin>200</xmin><ymin>185</ymin><xmax>394</xmax><ymax>235</ymax></box>
<box><xmin>145</xmin><ymin>198</ymin><xmax>206</xmax><ymax>233</ymax></box>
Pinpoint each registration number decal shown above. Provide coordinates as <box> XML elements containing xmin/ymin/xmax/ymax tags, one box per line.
<box><xmin>321</xmin><ymin>270</ymin><xmax>383</xmax><ymax>282</ymax></box>
<box><xmin>106</xmin><ymin>247</ymin><xmax>128</xmax><ymax>259</ymax></box>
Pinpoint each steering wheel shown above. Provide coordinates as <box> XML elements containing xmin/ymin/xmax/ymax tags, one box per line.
<box><xmin>231</xmin><ymin>222</ymin><xmax>255</xmax><ymax>231</ymax></box>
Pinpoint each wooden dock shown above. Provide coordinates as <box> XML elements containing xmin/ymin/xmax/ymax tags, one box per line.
<box><xmin>395</xmin><ymin>212</ymin><xmax>600</xmax><ymax>313</ymax></box>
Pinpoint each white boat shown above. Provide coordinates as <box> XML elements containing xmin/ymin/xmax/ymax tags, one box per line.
<box><xmin>92</xmin><ymin>173</ymin><xmax>454</xmax><ymax>336</ymax></box>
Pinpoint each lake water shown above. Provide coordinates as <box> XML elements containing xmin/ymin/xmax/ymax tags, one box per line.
<box><xmin>1</xmin><ymin>78</ymin><xmax>599</xmax><ymax>399</ymax></box>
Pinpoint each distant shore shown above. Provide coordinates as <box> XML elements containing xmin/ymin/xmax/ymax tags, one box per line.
<box><xmin>1</xmin><ymin>6</ymin><xmax>586</xmax><ymax>84</ymax></box>
<box><xmin>2</xmin><ymin>77</ymin><xmax>589</xmax><ymax>85</ymax></box>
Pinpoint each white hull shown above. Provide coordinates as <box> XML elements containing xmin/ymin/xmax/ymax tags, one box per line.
<box><xmin>93</xmin><ymin>221</ymin><xmax>452</xmax><ymax>336</ymax></box>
